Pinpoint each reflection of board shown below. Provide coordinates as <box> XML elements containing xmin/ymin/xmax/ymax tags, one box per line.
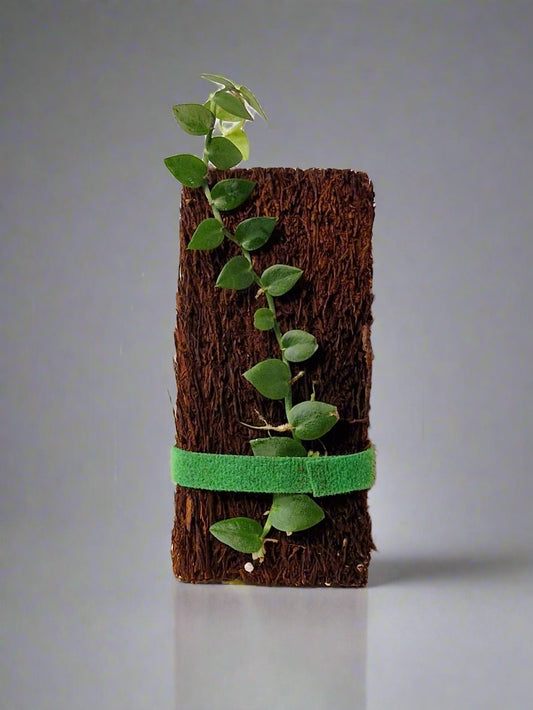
<box><xmin>171</xmin><ymin>167</ymin><xmax>376</xmax><ymax>587</ymax></box>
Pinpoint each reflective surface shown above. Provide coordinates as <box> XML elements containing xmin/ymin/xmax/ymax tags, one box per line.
<box><xmin>174</xmin><ymin>585</ymin><xmax>367</xmax><ymax>709</ymax></box>
<box><xmin>4</xmin><ymin>522</ymin><xmax>532</xmax><ymax>709</ymax></box>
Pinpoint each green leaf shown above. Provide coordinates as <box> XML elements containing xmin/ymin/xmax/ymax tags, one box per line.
<box><xmin>210</xmin><ymin>517</ymin><xmax>263</xmax><ymax>554</ymax></box>
<box><xmin>215</xmin><ymin>255</ymin><xmax>255</xmax><ymax>290</ymax></box>
<box><xmin>211</xmin><ymin>179</ymin><xmax>256</xmax><ymax>211</ymax></box>
<box><xmin>188</xmin><ymin>218</ymin><xmax>224</xmax><ymax>250</ymax></box>
<box><xmin>250</xmin><ymin>437</ymin><xmax>308</xmax><ymax>457</ymax></box>
<box><xmin>214</xmin><ymin>105</ymin><xmax>243</xmax><ymax>122</ymax></box>
<box><xmin>281</xmin><ymin>330</ymin><xmax>318</xmax><ymax>363</ymax></box>
<box><xmin>261</xmin><ymin>264</ymin><xmax>303</xmax><ymax>297</ymax></box>
<box><xmin>164</xmin><ymin>154</ymin><xmax>207</xmax><ymax>188</ymax></box>
<box><xmin>207</xmin><ymin>136</ymin><xmax>243</xmax><ymax>169</ymax></box>
<box><xmin>172</xmin><ymin>103</ymin><xmax>215</xmax><ymax>135</ymax></box>
<box><xmin>237</xmin><ymin>85</ymin><xmax>267</xmax><ymax>120</ymax></box>
<box><xmin>243</xmin><ymin>359</ymin><xmax>291</xmax><ymax>400</ymax></box>
<box><xmin>213</xmin><ymin>90</ymin><xmax>253</xmax><ymax>120</ymax></box>
<box><xmin>200</xmin><ymin>73</ymin><xmax>236</xmax><ymax>89</ymax></box>
<box><xmin>253</xmin><ymin>308</ymin><xmax>275</xmax><ymax>331</ymax></box>
<box><xmin>287</xmin><ymin>401</ymin><xmax>339</xmax><ymax>440</ymax></box>
<box><xmin>234</xmin><ymin>217</ymin><xmax>276</xmax><ymax>251</ymax></box>
<box><xmin>269</xmin><ymin>494</ymin><xmax>324</xmax><ymax>532</ymax></box>
<box><xmin>212</xmin><ymin>106</ymin><xmax>239</xmax><ymax>122</ymax></box>
<box><xmin>223</xmin><ymin>125</ymin><xmax>250</xmax><ymax>161</ymax></box>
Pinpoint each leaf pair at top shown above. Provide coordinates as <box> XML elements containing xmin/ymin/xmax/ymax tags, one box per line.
<box><xmin>200</xmin><ymin>73</ymin><xmax>267</xmax><ymax>120</ymax></box>
<box><xmin>172</xmin><ymin>78</ymin><xmax>263</xmax><ymax>135</ymax></box>
<box><xmin>170</xmin><ymin>74</ymin><xmax>265</xmax><ymax>172</ymax></box>
<box><xmin>165</xmin><ymin>75</ymin><xmax>266</xmax><ymax>189</ymax></box>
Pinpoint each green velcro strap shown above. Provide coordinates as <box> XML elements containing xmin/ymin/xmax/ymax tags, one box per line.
<box><xmin>170</xmin><ymin>444</ymin><xmax>376</xmax><ymax>497</ymax></box>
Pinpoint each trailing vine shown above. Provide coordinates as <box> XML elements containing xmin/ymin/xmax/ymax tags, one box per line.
<box><xmin>165</xmin><ymin>74</ymin><xmax>339</xmax><ymax>569</ymax></box>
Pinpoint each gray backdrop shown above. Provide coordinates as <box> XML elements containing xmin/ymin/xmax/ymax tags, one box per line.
<box><xmin>2</xmin><ymin>1</ymin><xmax>532</xmax><ymax>708</ymax></box>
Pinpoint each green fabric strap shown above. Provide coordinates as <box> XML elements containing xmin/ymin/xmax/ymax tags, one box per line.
<box><xmin>171</xmin><ymin>444</ymin><xmax>376</xmax><ymax>497</ymax></box>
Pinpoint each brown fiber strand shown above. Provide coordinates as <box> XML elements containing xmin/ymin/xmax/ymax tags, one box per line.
<box><xmin>171</xmin><ymin>168</ymin><xmax>375</xmax><ymax>587</ymax></box>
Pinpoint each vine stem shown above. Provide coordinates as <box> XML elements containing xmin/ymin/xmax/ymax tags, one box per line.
<box><xmin>265</xmin><ymin>292</ymin><xmax>294</xmax><ymax>425</ymax></box>
<box><xmin>201</xmin><ymin>107</ymin><xmax>297</xmax><ymax>436</ymax></box>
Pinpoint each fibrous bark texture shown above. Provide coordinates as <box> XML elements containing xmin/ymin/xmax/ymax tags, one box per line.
<box><xmin>171</xmin><ymin>167</ymin><xmax>375</xmax><ymax>587</ymax></box>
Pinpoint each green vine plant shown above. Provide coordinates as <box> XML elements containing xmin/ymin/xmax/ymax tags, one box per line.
<box><xmin>165</xmin><ymin>74</ymin><xmax>339</xmax><ymax>571</ymax></box>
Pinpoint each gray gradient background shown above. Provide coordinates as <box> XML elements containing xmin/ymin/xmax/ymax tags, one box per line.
<box><xmin>2</xmin><ymin>1</ymin><xmax>532</xmax><ymax>708</ymax></box>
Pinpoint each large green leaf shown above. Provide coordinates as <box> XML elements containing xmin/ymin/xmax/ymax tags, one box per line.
<box><xmin>269</xmin><ymin>494</ymin><xmax>324</xmax><ymax>532</ymax></box>
<box><xmin>215</xmin><ymin>255</ymin><xmax>255</xmax><ymax>290</ymax></box>
<box><xmin>187</xmin><ymin>218</ymin><xmax>224</xmax><ymax>250</ymax></box>
<box><xmin>261</xmin><ymin>264</ymin><xmax>303</xmax><ymax>297</ymax></box>
<box><xmin>250</xmin><ymin>437</ymin><xmax>307</xmax><ymax>457</ymax></box>
<box><xmin>253</xmin><ymin>308</ymin><xmax>275</xmax><ymax>331</ymax></box>
<box><xmin>213</xmin><ymin>90</ymin><xmax>253</xmax><ymax>120</ymax></box>
<box><xmin>287</xmin><ymin>401</ymin><xmax>339</xmax><ymax>440</ymax></box>
<box><xmin>164</xmin><ymin>154</ymin><xmax>207</xmax><ymax>187</ymax></box>
<box><xmin>237</xmin><ymin>85</ymin><xmax>267</xmax><ymax>120</ymax></box>
<box><xmin>172</xmin><ymin>103</ymin><xmax>215</xmax><ymax>135</ymax></box>
<box><xmin>234</xmin><ymin>217</ymin><xmax>277</xmax><ymax>251</ymax></box>
<box><xmin>207</xmin><ymin>136</ymin><xmax>242</xmax><ymax>169</ymax></box>
<box><xmin>209</xmin><ymin>517</ymin><xmax>263</xmax><ymax>554</ymax></box>
<box><xmin>281</xmin><ymin>330</ymin><xmax>318</xmax><ymax>362</ymax></box>
<box><xmin>200</xmin><ymin>73</ymin><xmax>236</xmax><ymax>89</ymax></box>
<box><xmin>211</xmin><ymin>179</ymin><xmax>256</xmax><ymax>211</ymax></box>
<box><xmin>243</xmin><ymin>359</ymin><xmax>291</xmax><ymax>400</ymax></box>
<box><xmin>223</xmin><ymin>125</ymin><xmax>249</xmax><ymax>161</ymax></box>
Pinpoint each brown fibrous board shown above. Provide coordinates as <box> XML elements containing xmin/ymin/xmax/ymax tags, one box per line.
<box><xmin>171</xmin><ymin>167</ymin><xmax>375</xmax><ymax>587</ymax></box>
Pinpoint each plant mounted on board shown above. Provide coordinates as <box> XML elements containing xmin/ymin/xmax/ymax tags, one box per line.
<box><xmin>165</xmin><ymin>74</ymin><xmax>339</xmax><ymax>569</ymax></box>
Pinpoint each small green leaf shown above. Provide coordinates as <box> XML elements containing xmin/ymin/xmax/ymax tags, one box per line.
<box><xmin>211</xmin><ymin>179</ymin><xmax>256</xmax><ymax>211</ymax></box>
<box><xmin>213</xmin><ymin>106</ymin><xmax>240</xmax><ymax>121</ymax></box>
<box><xmin>234</xmin><ymin>217</ymin><xmax>277</xmax><ymax>251</ymax></box>
<box><xmin>269</xmin><ymin>494</ymin><xmax>324</xmax><ymax>532</ymax></box>
<box><xmin>243</xmin><ymin>359</ymin><xmax>291</xmax><ymax>400</ymax></box>
<box><xmin>253</xmin><ymin>308</ymin><xmax>275</xmax><ymax>331</ymax></box>
<box><xmin>281</xmin><ymin>330</ymin><xmax>318</xmax><ymax>362</ymax></box>
<box><xmin>200</xmin><ymin>73</ymin><xmax>236</xmax><ymax>89</ymax></box>
<box><xmin>207</xmin><ymin>136</ymin><xmax>243</xmax><ymax>169</ymax></box>
<box><xmin>188</xmin><ymin>218</ymin><xmax>224</xmax><ymax>250</ymax></box>
<box><xmin>215</xmin><ymin>255</ymin><xmax>255</xmax><ymax>290</ymax></box>
<box><xmin>250</xmin><ymin>437</ymin><xmax>308</xmax><ymax>457</ymax></box>
<box><xmin>164</xmin><ymin>154</ymin><xmax>207</xmax><ymax>188</ymax></box>
<box><xmin>237</xmin><ymin>85</ymin><xmax>268</xmax><ymax>120</ymax></box>
<box><xmin>223</xmin><ymin>125</ymin><xmax>249</xmax><ymax>161</ymax></box>
<box><xmin>210</xmin><ymin>517</ymin><xmax>263</xmax><ymax>554</ymax></box>
<box><xmin>213</xmin><ymin>90</ymin><xmax>253</xmax><ymax>120</ymax></box>
<box><xmin>261</xmin><ymin>264</ymin><xmax>303</xmax><ymax>297</ymax></box>
<box><xmin>287</xmin><ymin>401</ymin><xmax>339</xmax><ymax>440</ymax></box>
<box><xmin>214</xmin><ymin>105</ymin><xmax>243</xmax><ymax>122</ymax></box>
<box><xmin>172</xmin><ymin>103</ymin><xmax>215</xmax><ymax>135</ymax></box>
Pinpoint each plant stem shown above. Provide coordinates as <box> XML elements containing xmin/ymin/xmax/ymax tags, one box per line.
<box><xmin>265</xmin><ymin>292</ymin><xmax>294</xmax><ymax>420</ymax></box>
<box><xmin>201</xmin><ymin>111</ymin><xmax>295</xmax><ymax>434</ymax></box>
<box><xmin>261</xmin><ymin>516</ymin><xmax>272</xmax><ymax>539</ymax></box>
